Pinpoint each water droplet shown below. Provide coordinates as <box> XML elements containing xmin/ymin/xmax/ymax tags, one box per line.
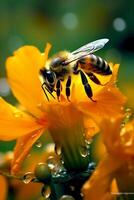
<box><xmin>85</xmin><ymin>139</ymin><xmax>92</xmax><ymax>145</ymax></box>
<box><xmin>79</xmin><ymin>145</ymin><xmax>88</xmax><ymax>158</ymax></box>
<box><xmin>125</xmin><ymin>108</ymin><xmax>132</xmax><ymax>121</ymax></box>
<box><xmin>59</xmin><ymin>195</ymin><xmax>75</xmax><ymax>200</ymax></box>
<box><xmin>35</xmin><ymin>140</ymin><xmax>42</xmax><ymax>148</ymax></box>
<box><xmin>12</xmin><ymin>111</ymin><xmax>23</xmax><ymax>118</ymax></box>
<box><xmin>47</xmin><ymin>156</ymin><xmax>57</xmax><ymax>170</ymax></box>
<box><xmin>23</xmin><ymin>172</ymin><xmax>35</xmax><ymax>184</ymax></box>
<box><xmin>55</xmin><ymin>144</ymin><xmax>62</xmax><ymax>156</ymax></box>
<box><xmin>47</xmin><ymin>156</ymin><xmax>64</xmax><ymax>175</ymax></box>
<box><xmin>41</xmin><ymin>185</ymin><xmax>51</xmax><ymax>199</ymax></box>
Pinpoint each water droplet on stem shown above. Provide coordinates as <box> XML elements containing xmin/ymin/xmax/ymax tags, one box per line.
<box><xmin>59</xmin><ymin>195</ymin><xmax>75</xmax><ymax>200</ymax></box>
<box><xmin>23</xmin><ymin>172</ymin><xmax>35</xmax><ymax>184</ymax></box>
<box><xmin>41</xmin><ymin>185</ymin><xmax>51</xmax><ymax>199</ymax></box>
<box><xmin>55</xmin><ymin>144</ymin><xmax>62</xmax><ymax>156</ymax></box>
<box><xmin>79</xmin><ymin>145</ymin><xmax>88</xmax><ymax>158</ymax></box>
<box><xmin>47</xmin><ymin>156</ymin><xmax>57</xmax><ymax>170</ymax></box>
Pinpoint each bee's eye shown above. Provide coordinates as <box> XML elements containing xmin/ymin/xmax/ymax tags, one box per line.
<box><xmin>50</xmin><ymin>57</ymin><xmax>64</xmax><ymax>68</ymax></box>
<box><xmin>46</xmin><ymin>71</ymin><xmax>56</xmax><ymax>84</ymax></box>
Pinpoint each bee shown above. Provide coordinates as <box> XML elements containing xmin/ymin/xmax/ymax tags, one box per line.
<box><xmin>40</xmin><ymin>38</ymin><xmax>112</xmax><ymax>102</ymax></box>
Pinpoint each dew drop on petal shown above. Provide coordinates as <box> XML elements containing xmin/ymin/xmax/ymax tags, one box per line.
<box><xmin>42</xmin><ymin>185</ymin><xmax>51</xmax><ymax>199</ymax></box>
<box><xmin>12</xmin><ymin>111</ymin><xmax>23</xmax><ymax>118</ymax></box>
<box><xmin>35</xmin><ymin>140</ymin><xmax>42</xmax><ymax>148</ymax></box>
<box><xmin>23</xmin><ymin>172</ymin><xmax>35</xmax><ymax>184</ymax></box>
<box><xmin>79</xmin><ymin>145</ymin><xmax>88</xmax><ymax>158</ymax></box>
<box><xmin>59</xmin><ymin>195</ymin><xmax>75</xmax><ymax>200</ymax></box>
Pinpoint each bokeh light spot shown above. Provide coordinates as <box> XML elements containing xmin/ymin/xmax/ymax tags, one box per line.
<box><xmin>62</xmin><ymin>13</ymin><xmax>78</xmax><ymax>30</ymax></box>
<box><xmin>113</xmin><ymin>18</ymin><xmax>126</xmax><ymax>32</ymax></box>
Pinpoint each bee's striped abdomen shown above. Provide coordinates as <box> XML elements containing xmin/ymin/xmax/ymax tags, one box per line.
<box><xmin>89</xmin><ymin>54</ymin><xmax>112</xmax><ymax>75</ymax></box>
<box><xmin>79</xmin><ymin>55</ymin><xmax>112</xmax><ymax>75</ymax></box>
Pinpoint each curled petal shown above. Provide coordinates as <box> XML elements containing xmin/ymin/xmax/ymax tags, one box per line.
<box><xmin>82</xmin><ymin>154</ymin><xmax>124</xmax><ymax>200</ymax></box>
<box><xmin>101</xmin><ymin>116</ymin><xmax>134</xmax><ymax>158</ymax></box>
<box><xmin>11</xmin><ymin>129</ymin><xmax>44</xmax><ymax>174</ymax></box>
<box><xmin>6</xmin><ymin>44</ymin><xmax>51</xmax><ymax>118</ymax></box>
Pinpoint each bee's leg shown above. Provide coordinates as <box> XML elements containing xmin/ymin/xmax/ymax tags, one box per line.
<box><xmin>56</xmin><ymin>80</ymin><xmax>61</xmax><ymax>101</ymax></box>
<box><xmin>87</xmin><ymin>72</ymin><xmax>105</xmax><ymax>86</ymax></box>
<box><xmin>41</xmin><ymin>83</ymin><xmax>55</xmax><ymax>101</ymax></box>
<box><xmin>41</xmin><ymin>83</ymin><xmax>49</xmax><ymax>101</ymax></box>
<box><xmin>79</xmin><ymin>70</ymin><xmax>96</xmax><ymax>102</ymax></box>
<box><xmin>73</xmin><ymin>61</ymin><xmax>79</xmax><ymax>74</ymax></box>
<box><xmin>66</xmin><ymin>76</ymin><xmax>71</xmax><ymax>101</ymax></box>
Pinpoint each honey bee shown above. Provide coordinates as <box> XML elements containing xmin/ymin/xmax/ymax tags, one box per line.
<box><xmin>40</xmin><ymin>38</ymin><xmax>112</xmax><ymax>102</ymax></box>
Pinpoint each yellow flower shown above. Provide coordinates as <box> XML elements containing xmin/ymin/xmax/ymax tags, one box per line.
<box><xmin>0</xmin><ymin>43</ymin><xmax>126</xmax><ymax>174</ymax></box>
<box><xmin>83</xmin><ymin>115</ymin><xmax>134</xmax><ymax>200</ymax></box>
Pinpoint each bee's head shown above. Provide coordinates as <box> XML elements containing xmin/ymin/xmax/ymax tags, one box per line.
<box><xmin>40</xmin><ymin>69</ymin><xmax>56</xmax><ymax>91</ymax></box>
<box><xmin>50</xmin><ymin>57</ymin><xmax>65</xmax><ymax>72</ymax></box>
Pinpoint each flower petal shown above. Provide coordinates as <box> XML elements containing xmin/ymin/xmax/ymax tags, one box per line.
<box><xmin>0</xmin><ymin>98</ymin><xmax>45</xmax><ymax>141</ymax></box>
<box><xmin>78</xmin><ymin>64</ymin><xmax>127</xmax><ymax>123</ymax></box>
<box><xmin>0</xmin><ymin>175</ymin><xmax>7</xmax><ymax>200</ymax></box>
<box><xmin>11</xmin><ymin>129</ymin><xmax>44</xmax><ymax>174</ymax></box>
<box><xmin>101</xmin><ymin>116</ymin><xmax>134</xmax><ymax>158</ymax></box>
<box><xmin>6</xmin><ymin>44</ymin><xmax>51</xmax><ymax>118</ymax></box>
<box><xmin>82</xmin><ymin>154</ymin><xmax>124</xmax><ymax>200</ymax></box>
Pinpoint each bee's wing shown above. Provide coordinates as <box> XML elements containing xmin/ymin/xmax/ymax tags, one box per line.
<box><xmin>63</xmin><ymin>38</ymin><xmax>109</xmax><ymax>65</ymax></box>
